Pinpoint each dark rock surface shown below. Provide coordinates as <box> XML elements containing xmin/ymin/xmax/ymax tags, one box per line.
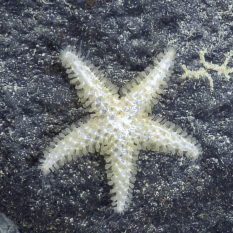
<box><xmin>1</xmin><ymin>0</ymin><xmax>233</xmax><ymax>232</ymax></box>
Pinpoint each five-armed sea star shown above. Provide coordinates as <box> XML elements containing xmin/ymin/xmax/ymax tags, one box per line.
<box><xmin>39</xmin><ymin>46</ymin><xmax>202</xmax><ymax>214</ymax></box>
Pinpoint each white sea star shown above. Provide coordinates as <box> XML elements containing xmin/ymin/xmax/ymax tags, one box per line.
<box><xmin>39</xmin><ymin>46</ymin><xmax>202</xmax><ymax>214</ymax></box>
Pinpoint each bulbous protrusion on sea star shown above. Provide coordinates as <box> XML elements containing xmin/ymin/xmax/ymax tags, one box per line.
<box><xmin>39</xmin><ymin>46</ymin><xmax>202</xmax><ymax>214</ymax></box>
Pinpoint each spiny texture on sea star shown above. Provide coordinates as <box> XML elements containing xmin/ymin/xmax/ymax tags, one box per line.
<box><xmin>39</xmin><ymin>46</ymin><xmax>202</xmax><ymax>214</ymax></box>
<box><xmin>182</xmin><ymin>49</ymin><xmax>233</xmax><ymax>90</ymax></box>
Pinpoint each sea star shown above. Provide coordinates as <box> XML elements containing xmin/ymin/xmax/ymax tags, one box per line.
<box><xmin>39</xmin><ymin>46</ymin><xmax>202</xmax><ymax>214</ymax></box>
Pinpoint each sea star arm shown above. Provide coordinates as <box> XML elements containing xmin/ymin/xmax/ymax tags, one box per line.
<box><xmin>125</xmin><ymin>48</ymin><xmax>176</xmax><ymax>116</ymax></box>
<box><xmin>59</xmin><ymin>47</ymin><xmax>120</xmax><ymax>117</ymax></box>
<box><xmin>39</xmin><ymin>119</ymin><xmax>99</xmax><ymax>175</ymax></box>
<box><xmin>135</xmin><ymin>117</ymin><xmax>202</xmax><ymax>162</ymax></box>
<box><xmin>104</xmin><ymin>139</ymin><xmax>138</xmax><ymax>214</ymax></box>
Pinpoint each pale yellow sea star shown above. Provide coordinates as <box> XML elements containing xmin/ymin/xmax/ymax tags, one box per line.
<box><xmin>39</xmin><ymin>46</ymin><xmax>202</xmax><ymax>214</ymax></box>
